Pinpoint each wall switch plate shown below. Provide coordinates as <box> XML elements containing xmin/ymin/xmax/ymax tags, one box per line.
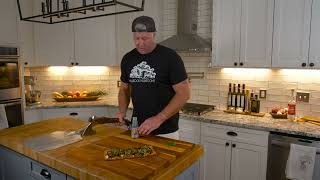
<box><xmin>259</xmin><ymin>89</ymin><xmax>267</xmax><ymax>99</ymax></box>
<box><xmin>296</xmin><ymin>92</ymin><xmax>310</xmax><ymax>103</ymax></box>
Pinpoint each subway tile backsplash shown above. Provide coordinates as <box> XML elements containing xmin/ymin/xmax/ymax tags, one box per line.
<box><xmin>26</xmin><ymin>0</ymin><xmax>320</xmax><ymax>118</ymax></box>
<box><xmin>27</xmin><ymin>55</ymin><xmax>320</xmax><ymax>118</ymax></box>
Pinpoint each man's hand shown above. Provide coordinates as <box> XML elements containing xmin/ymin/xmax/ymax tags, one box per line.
<box><xmin>138</xmin><ymin>115</ymin><xmax>163</xmax><ymax>135</ymax></box>
<box><xmin>116</xmin><ymin>111</ymin><xmax>126</xmax><ymax>125</ymax></box>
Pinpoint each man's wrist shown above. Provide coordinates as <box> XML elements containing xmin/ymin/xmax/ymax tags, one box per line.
<box><xmin>157</xmin><ymin>112</ymin><xmax>168</xmax><ymax>122</ymax></box>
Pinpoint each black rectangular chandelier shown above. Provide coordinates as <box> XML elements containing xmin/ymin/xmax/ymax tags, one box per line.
<box><xmin>17</xmin><ymin>0</ymin><xmax>145</xmax><ymax>24</ymax></box>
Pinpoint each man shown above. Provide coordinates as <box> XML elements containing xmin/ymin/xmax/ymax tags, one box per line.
<box><xmin>117</xmin><ymin>16</ymin><xmax>190</xmax><ymax>139</ymax></box>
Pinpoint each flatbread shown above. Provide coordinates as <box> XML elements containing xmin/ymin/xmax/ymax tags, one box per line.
<box><xmin>104</xmin><ymin>145</ymin><xmax>156</xmax><ymax>161</ymax></box>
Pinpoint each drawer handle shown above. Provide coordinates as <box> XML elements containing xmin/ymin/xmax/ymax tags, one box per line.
<box><xmin>232</xmin><ymin>144</ymin><xmax>236</xmax><ymax>148</ymax></box>
<box><xmin>69</xmin><ymin>112</ymin><xmax>78</xmax><ymax>116</ymax></box>
<box><xmin>40</xmin><ymin>169</ymin><xmax>51</xmax><ymax>179</ymax></box>
<box><xmin>227</xmin><ymin>131</ymin><xmax>238</xmax><ymax>136</ymax></box>
<box><xmin>225</xmin><ymin>142</ymin><xmax>230</xmax><ymax>146</ymax></box>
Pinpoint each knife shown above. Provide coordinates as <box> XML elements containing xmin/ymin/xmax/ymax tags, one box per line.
<box><xmin>66</xmin><ymin>116</ymin><xmax>131</xmax><ymax>137</ymax></box>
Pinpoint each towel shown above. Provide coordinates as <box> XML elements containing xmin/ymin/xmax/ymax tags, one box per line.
<box><xmin>286</xmin><ymin>143</ymin><xmax>317</xmax><ymax>180</ymax></box>
<box><xmin>0</xmin><ymin>104</ymin><xmax>8</xmax><ymax>129</ymax></box>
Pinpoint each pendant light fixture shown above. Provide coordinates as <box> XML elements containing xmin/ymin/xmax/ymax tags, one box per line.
<box><xmin>17</xmin><ymin>0</ymin><xmax>145</xmax><ymax>24</ymax></box>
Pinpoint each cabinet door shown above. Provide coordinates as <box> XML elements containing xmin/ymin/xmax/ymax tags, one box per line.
<box><xmin>272</xmin><ymin>0</ymin><xmax>312</xmax><ymax>68</ymax></box>
<box><xmin>230</xmin><ymin>142</ymin><xmax>268</xmax><ymax>180</ymax></box>
<box><xmin>34</xmin><ymin>23</ymin><xmax>74</xmax><ymax>66</ymax></box>
<box><xmin>201</xmin><ymin>136</ymin><xmax>231</xmax><ymax>180</ymax></box>
<box><xmin>213</xmin><ymin>0</ymin><xmax>241</xmax><ymax>67</ymax></box>
<box><xmin>0</xmin><ymin>0</ymin><xmax>18</xmax><ymax>45</ymax></box>
<box><xmin>43</xmin><ymin>108</ymin><xmax>92</xmax><ymax>120</ymax></box>
<box><xmin>18</xmin><ymin>1</ymin><xmax>36</xmax><ymax>67</ymax></box>
<box><xmin>74</xmin><ymin>16</ymin><xmax>117</xmax><ymax>66</ymax></box>
<box><xmin>24</xmin><ymin>109</ymin><xmax>43</xmax><ymax>124</ymax></box>
<box><xmin>309</xmin><ymin>0</ymin><xmax>320</xmax><ymax>68</ymax></box>
<box><xmin>179</xmin><ymin>119</ymin><xmax>200</xmax><ymax>144</ymax></box>
<box><xmin>240</xmin><ymin>0</ymin><xmax>273</xmax><ymax>68</ymax></box>
<box><xmin>0</xmin><ymin>146</ymin><xmax>31</xmax><ymax>180</ymax></box>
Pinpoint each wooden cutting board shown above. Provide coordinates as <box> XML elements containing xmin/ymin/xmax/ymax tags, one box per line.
<box><xmin>66</xmin><ymin>131</ymin><xmax>199</xmax><ymax>180</ymax></box>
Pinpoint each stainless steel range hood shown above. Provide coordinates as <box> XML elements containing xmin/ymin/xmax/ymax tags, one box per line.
<box><xmin>159</xmin><ymin>0</ymin><xmax>211</xmax><ymax>53</ymax></box>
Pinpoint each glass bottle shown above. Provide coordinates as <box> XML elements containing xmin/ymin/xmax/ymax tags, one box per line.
<box><xmin>227</xmin><ymin>83</ymin><xmax>232</xmax><ymax>109</ymax></box>
<box><xmin>288</xmin><ymin>89</ymin><xmax>296</xmax><ymax>121</ymax></box>
<box><xmin>131</xmin><ymin>117</ymin><xmax>139</xmax><ymax>138</ymax></box>
<box><xmin>231</xmin><ymin>84</ymin><xmax>237</xmax><ymax>110</ymax></box>
<box><xmin>244</xmin><ymin>89</ymin><xmax>251</xmax><ymax>113</ymax></box>
<box><xmin>236</xmin><ymin>84</ymin><xmax>241</xmax><ymax>111</ymax></box>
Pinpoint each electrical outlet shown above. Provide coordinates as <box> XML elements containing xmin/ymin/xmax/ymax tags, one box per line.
<box><xmin>296</xmin><ymin>92</ymin><xmax>310</xmax><ymax>103</ymax></box>
<box><xmin>117</xmin><ymin>80</ymin><xmax>121</xmax><ymax>87</ymax></box>
<box><xmin>259</xmin><ymin>89</ymin><xmax>267</xmax><ymax>99</ymax></box>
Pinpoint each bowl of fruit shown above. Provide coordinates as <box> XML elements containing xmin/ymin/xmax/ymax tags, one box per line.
<box><xmin>52</xmin><ymin>89</ymin><xmax>107</xmax><ymax>102</ymax></box>
<box><xmin>270</xmin><ymin>107</ymin><xmax>288</xmax><ymax>119</ymax></box>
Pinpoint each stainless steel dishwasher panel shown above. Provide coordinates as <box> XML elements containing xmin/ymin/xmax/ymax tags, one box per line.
<box><xmin>267</xmin><ymin>132</ymin><xmax>320</xmax><ymax>180</ymax></box>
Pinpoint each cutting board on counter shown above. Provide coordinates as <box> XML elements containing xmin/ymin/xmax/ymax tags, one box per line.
<box><xmin>66</xmin><ymin>132</ymin><xmax>201</xmax><ymax>180</ymax></box>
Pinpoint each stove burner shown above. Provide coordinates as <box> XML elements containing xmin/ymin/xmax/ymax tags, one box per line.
<box><xmin>181</xmin><ymin>103</ymin><xmax>215</xmax><ymax>116</ymax></box>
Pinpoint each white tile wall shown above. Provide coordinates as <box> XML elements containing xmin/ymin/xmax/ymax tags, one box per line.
<box><xmin>27</xmin><ymin>0</ymin><xmax>320</xmax><ymax>118</ymax></box>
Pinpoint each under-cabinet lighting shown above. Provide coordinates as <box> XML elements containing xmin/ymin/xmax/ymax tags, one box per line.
<box><xmin>71</xmin><ymin>66</ymin><xmax>108</xmax><ymax>75</ymax></box>
<box><xmin>48</xmin><ymin>66</ymin><xmax>69</xmax><ymax>75</ymax></box>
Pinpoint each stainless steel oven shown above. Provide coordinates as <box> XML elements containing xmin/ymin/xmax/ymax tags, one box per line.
<box><xmin>0</xmin><ymin>99</ymin><xmax>23</xmax><ymax>127</ymax></box>
<box><xmin>0</xmin><ymin>47</ymin><xmax>21</xmax><ymax>101</ymax></box>
<box><xmin>0</xmin><ymin>47</ymin><xmax>23</xmax><ymax>127</ymax></box>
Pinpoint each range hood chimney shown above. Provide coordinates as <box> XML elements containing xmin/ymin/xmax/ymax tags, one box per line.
<box><xmin>159</xmin><ymin>0</ymin><xmax>212</xmax><ymax>53</ymax></box>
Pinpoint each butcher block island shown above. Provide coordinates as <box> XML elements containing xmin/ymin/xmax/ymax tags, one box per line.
<box><xmin>0</xmin><ymin>118</ymin><xmax>203</xmax><ymax>180</ymax></box>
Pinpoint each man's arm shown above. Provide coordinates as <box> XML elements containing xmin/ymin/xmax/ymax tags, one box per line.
<box><xmin>117</xmin><ymin>82</ymin><xmax>130</xmax><ymax>122</ymax></box>
<box><xmin>138</xmin><ymin>79</ymin><xmax>190</xmax><ymax>135</ymax></box>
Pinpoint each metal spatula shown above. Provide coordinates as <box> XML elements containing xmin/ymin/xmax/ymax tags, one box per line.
<box><xmin>24</xmin><ymin>131</ymin><xmax>82</xmax><ymax>151</ymax></box>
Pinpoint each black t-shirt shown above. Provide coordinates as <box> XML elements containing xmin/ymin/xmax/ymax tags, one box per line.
<box><xmin>120</xmin><ymin>44</ymin><xmax>187</xmax><ymax>135</ymax></box>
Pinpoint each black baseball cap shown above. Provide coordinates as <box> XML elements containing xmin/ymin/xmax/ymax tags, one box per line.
<box><xmin>132</xmin><ymin>16</ymin><xmax>156</xmax><ymax>32</ymax></box>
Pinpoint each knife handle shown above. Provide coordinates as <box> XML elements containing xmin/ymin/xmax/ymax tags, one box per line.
<box><xmin>91</xmin><ymin>117</ymin><xmax>131</xmax><ymax>125</ymax></box>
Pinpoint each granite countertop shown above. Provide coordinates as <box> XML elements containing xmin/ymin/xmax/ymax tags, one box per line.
<box><xmin>182</xmin><ymin>111</ymin><xmax>320</xmax><ymax>138</ymax></box>
<box><xmin>25</xmin><ymin>99</ymin><xmax>119</xmax><ymax>110</ymax></box>
<box><xmin>25</xmin><ymin>101</ymin><xmax>320</xmax><ymax>138</ymax></box>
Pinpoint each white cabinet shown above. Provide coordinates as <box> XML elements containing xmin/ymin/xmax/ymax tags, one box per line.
<box><xmin>309</xmin><ymin>0</ymin><xmax>320</xmax><ymax>68</ymax></box>
<box><xmin>272</xmin><ymin>0</ymin><xmax>312</xmax><ymax>68</ymax></box>
<box><xmin>35</xmin><ymin>19</ymin><xmax>116</xmax><ymax>66</ymax></box>
<box><xmin>18</xmin><ymin>2</ymin><xmax>35</xmax><ymax>67</ymax></box>
<box><xmin>0</xmin><ymin>0</ymin><xmax>18</xmax><ymax>45</ymax></box>
<box><xmin>200</xmin><ymin>123</ymin><xmax>269</xmax><ymax>180</ymax></box>
<box><xmin>24</xmin><ymin>109</ymin><xmax>43</xmax><ymax>124</ymax></box>
<box><xmin>24</xmin><ymin>107</ymin><xmax>109</xmax><ymax>123</ymax></box>
<box><xmin>179</xmin><ymin>118</ymin><xmax>201</xmax><ymax>144</ymax></box>
<box><xmin>42</xmin><ymin>107</ymin><xmax>108</xmax><ymax>121</ymax></box>
<box><xmin>230</xmin><ymin>143</ymin><xmax>268</xmax><ymax>180</ymax></box>
<box><xmin>202</xmin><ymin>136</ymin><xmax>231</xmax><ymax>180</ymax></box>
<box><xmin>74</xmin><ymin>16</ymin><xmax>117</xmax><ymax>66</ymax></box>
<box><xmin>34</xmin><ymin>22</ymin><xmax>74</xmax><ymax>66</ymax></box>
<box><xmin>213</xmin><ymin>0</ymin><xmax>273</xmax><ymax>68</ymax></box>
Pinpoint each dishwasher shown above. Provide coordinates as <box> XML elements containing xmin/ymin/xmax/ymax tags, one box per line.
<box><xmin>267</xmin><ymin>132</ymin><xmax>320</xmax><ymax>180</ymax></box>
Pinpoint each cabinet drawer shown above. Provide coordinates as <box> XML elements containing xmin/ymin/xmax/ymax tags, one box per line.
<box><xmin>201</xmin><ymin>123</ymin><xmax>236</xmax><ymax>140</ymax></box>
<box><xmin>201</xmin><ymin>123</ymin><xmax>269</xmax><ymax>147</ymax></box>
<box><xmin>30</xmin><ymin>160</ymin><xmax>66</xmax><ymax>180</ymax></box>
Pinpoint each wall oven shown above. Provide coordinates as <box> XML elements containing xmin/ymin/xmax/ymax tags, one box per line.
<box><xmin>0</xmin><ymin>47</ymin><xmax>23</xmax><ymax>127</ymax></box>
<box><xmin>0</xmin><ymin>47</ymin><xmax>21</xmax><ymax>101</ymax></box>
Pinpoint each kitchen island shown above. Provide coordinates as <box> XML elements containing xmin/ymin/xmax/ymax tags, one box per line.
<box><xmin>0</xmin><ymin>118</ymin><xmax>203</xmax><ymax>180</ymax></box>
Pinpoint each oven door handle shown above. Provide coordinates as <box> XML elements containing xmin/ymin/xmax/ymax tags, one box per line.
<box><xmin>271</xmin><ymin>139</ymin><xmax>290</xmax><ymax>148</ymax></box>
<box><xmin>3</xmin><ymin>102</ymin><xmax>20</xmax><ymax>107</ymax></box>
<box><xmin>0</xmin><ymin>100</ymin><xmax>21</xmax><ymax>107</ymax></box>
<box><xmin>271</xmin><ymin>139</ymin><xmax>320</xmax><ymax>154</ymax></box>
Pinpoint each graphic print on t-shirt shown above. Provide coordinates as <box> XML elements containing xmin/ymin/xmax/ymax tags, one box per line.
<box><xmin>129</xmin><ymin>61</ymin><xmax>156</xmax><ymax>83</ymax></box>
